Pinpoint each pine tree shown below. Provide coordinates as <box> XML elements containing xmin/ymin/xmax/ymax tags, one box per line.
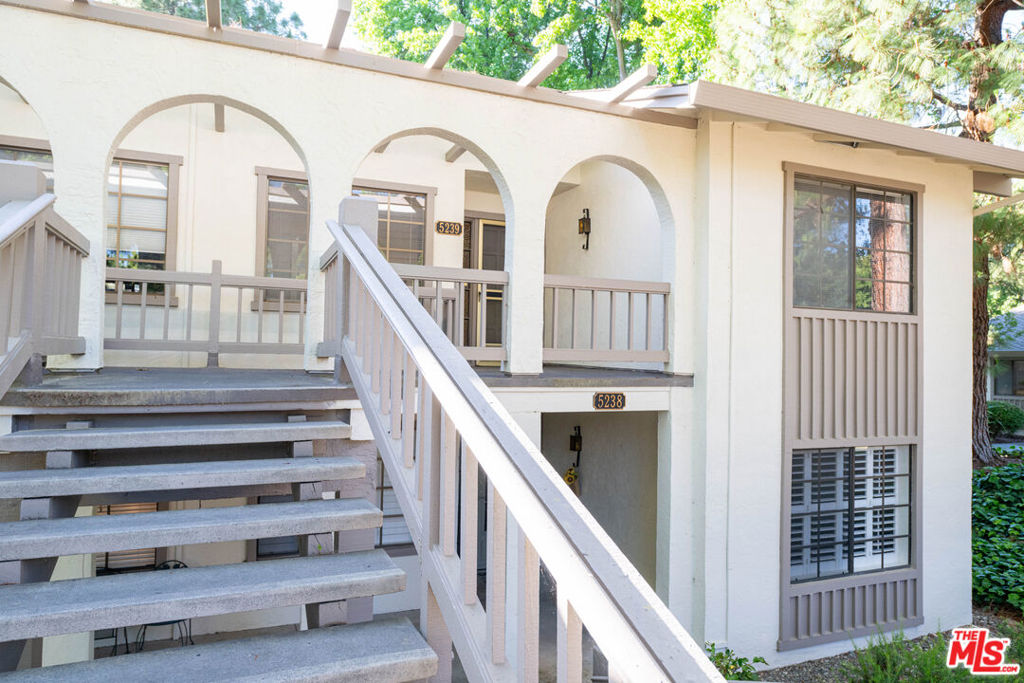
<box><xmin>711</xmin><ymin>0</ymin><xmax>1024</xmax><ymax>463</ymax></box>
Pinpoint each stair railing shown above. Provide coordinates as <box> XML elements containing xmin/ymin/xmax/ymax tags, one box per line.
<box><xmin>0</xmin><ymin>192</ymin><xmax>89</xmax><ymax>396</ymax></box>
<box><xmin>324</xmin><ymin>197</ymin><xmax>721</xmax><ymax>682</ymax></box>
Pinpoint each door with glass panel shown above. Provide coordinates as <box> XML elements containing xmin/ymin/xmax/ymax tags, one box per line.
<box><xmin>462</xmin><ymin>217</ymin><xmax>505</xmax><ymax>357</ymax></box>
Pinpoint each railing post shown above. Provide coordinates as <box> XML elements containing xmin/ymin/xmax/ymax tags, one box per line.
<box><xmin>207</xmin><ymin>259</ymin><xmax>222</xmax><ymax>367</ymax></box>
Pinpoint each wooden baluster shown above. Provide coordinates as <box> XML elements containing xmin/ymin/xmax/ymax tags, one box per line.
<box><xmin>609</xmin><ymin>290</ymin><xmax>616</xmax><ymax>350</ymax></box>
<box><xmin>390</xmin><ymin>330</ymin><xmax>402</xmax><ymax>437</ymax></box>
<box><xmin>371</xmin><ymin>310</ymin><xmax>382</xmax><ymax>394</ymax></box>
<box><xmin>209</xmin><ymin>260</ymin><xmax>223</xmax><ymax>361</ymax></box>
<box><xmin>185</xmin><ymin>284</ymin><xmax>193</xmax><ymax>341</ymax></box>
<box><xmin>361</xmin><ymin>288</ymin><xmax>372</xmax><ymax>373</ymax></box>
<box><xmin>417</xmin><ymin>382</ymin><xmax>430</xmax><ymax>501</ymax></box>
<box><xmin>589</xmin><ymin>289</ymin><xmax>596</xmax><ymax>350</ymax></box>
<box><xmin>569</xmin><ymin>288</ymin><xmax>576</xmax><ymax>350</ymax></box>
<box><xmin>461</xmin><ymin>444</ymin><xmax>478</xmax><ymax>604</ymax></box>
<box><xmin>441</xmin><ymin>413</ymin><xmax>457</xmax><ymax>556</ymax></box>
<box><xmin>69</xmin><ymin>248</ymin><xmax>83</xmax><ymax>336</ymax></box>
<box><xmin>424</xmin><ymin>395</ymin><xmax>442</xmax><ymax>549</ymax></box>
<box><xmin>347</xmin><ymin>266</ymin><xmax>358</xmax><ymax>343</ymax></box>
<box><xmin>480</xmin><ymin>282</ymin><xmax>488</xmax><ymax>349</ymax></box>
<box><xmin>278</xmin><ymin>289</ymin><xmax>285</xmax><ymax>343</ymax></box>
<box><xmin>379</xmin><ymin>320</ymin><xmax>390</xmax><ymax>412</ymax></box>
<box><xmin>556</xmin><ymin>591</ymin><xmax>583</xmax><ymax>683</ymax></box>
<box><xmin>139</xmin><ymin>282</ymin><xmax>148</xmax><ymax>340</ymax></box>
<box><xmin>163</xmin><ymin>279</ymin><xmax>171</xmax><ymax>340</ymax></box>
<box><xmin>299</xmin><ymin>289</ymin><xmax>306</xmax><ymax>343</ymax></box>
<box><xmin>10</xmin><ymin>235</ymin><xmax>28</xmax><ymax>338</ymax></box>
<box><xmin>663</xmin><ymin>293</ymin><xmax>670</xmax><ymax>353</ymax></box>
<box><xmin>256</xmin><ymin>285</ymin><xmax>264</xmax><ymax>344</ymax></box>
<box><xmin>518</xmin><ymin>533</ymin><xmax>540</xmax><ymax>683</ymax></box>
<box><xmin>236</xmin><ymin>287</ymin><xmax>243</xmax><ymax>342</ymax></box>
<box><xmin>626</xmin><ymin>291</ymin><xmax>633</xmax><ymax>351</ymax></box>
<box><xmin>456</xmin><ymin>280</ymin><xmax>465</xmax><ymax>348</ymax></box>
<box><xmin>487</xmin><ymin>483</ymin><xmax>507</xmax><ymax>664</ymax></box>
<box><xmin>402</xmin><ymin>354</ymin><xmax>416</xmax><ymax>467</ymax></box>
<box><xmin>0</xmin><ymin>242</ymin><xmax>13</xmax><ymax>344</ymax></box>
<box><xmin>645</xmin><ymin>291</ymin><xmax>653</xmax><ymax>352</ymax></box>
<box><xmin>551</xmin><ymin>287</ymin><xmax>559</xmax><ymax>350</ymax></box>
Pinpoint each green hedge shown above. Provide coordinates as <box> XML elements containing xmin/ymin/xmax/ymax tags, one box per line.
<box><xmin>988</xmin><ymin>401</ymin><xmax>1024</xmax><ymax>437</ymax></box>
<box><xmin>973</xmin><ymin>463</ymin><xmax>1024</xmax><ymax>612</ymax></box>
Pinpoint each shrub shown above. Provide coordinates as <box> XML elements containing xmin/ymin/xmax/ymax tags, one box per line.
<box><xmin>988</xmin><ymin>401</ymin><xmax>1024</xmax><ymax>437</ymax></box>
<box><xmin>973</xmin><ymin>463</ymin><xmax>1024</xmax><ymax>612</ymax></box>
<box><xmin>703</xmin><ymin>642</ymin><xmax>765</xmax><ymax>680</ymax></box>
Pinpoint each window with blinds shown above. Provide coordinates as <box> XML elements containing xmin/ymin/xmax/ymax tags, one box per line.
<box><xmin>0</xmin><ymin>146</ymin><xmax>54</xmax><ymax>191</ymax></box>
<box><xmin>376</xmin><ymin>456</ymin><xmax>412</xmax><ymax>548</ymax></box>
<box><xmin>352</xmin><ymin>186</ymin><xmax>428</xmax><ymax>265</ymax></box>
<box><xmin>106</xmin><ymin>160</ymin><xmax>170</xmax><ymax>271</ymax></box>
<box><xmin>789</xmin><ymin>446</ymin><xmax>912</xmax><ymax>582</ymax></box>
<box><xmin>93</xmin><ymin>503</ymin><xmax>158</xmax><ymax>572</ymax></box>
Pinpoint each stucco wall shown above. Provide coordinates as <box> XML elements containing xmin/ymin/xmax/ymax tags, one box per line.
<box><xmin>692</xmin><ymin>120</ymin><xmax>974</xmax><ymax>665</ymax></box>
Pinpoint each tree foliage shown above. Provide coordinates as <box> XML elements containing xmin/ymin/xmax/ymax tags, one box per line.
<box><xmin>112</xmin><ymin>0</ymin><xmax>306</xmax><ymax>38</ymax></box>
<box><xmin>352</xmin><ymin>0</ymin><xmax>717</xmax><ymax>89</ymax></box>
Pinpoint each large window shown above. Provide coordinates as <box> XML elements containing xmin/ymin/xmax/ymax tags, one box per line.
<box><xmin>353</xmin><ymin>185</ymin><xmax>428</xmax><ymax>265</ymax></box>
<box><xmin>259</xmin><ymin>174</ymin><xmax>310</xmax><ymax>281</ymax></box>
<box><xmin>993</xmin><ymin>359</ymin><xmax>1024</xmax><ymax>396</ymax></box>
<box><xmin>793</xmin><ymin>175</ymin><xmax>914</xmax><ymax>313</ymax></box>
<box><xmin>0</xmin><ymin>145</ymin><xmax>54</xmax><ymax>191</ymax></box>
<box><xmin>790</xmin><ymin>446</ymin><xmax>912</xmax><ymax>582</ymax></box>
<box><xmin>106</xmin><ymin>159</ymin><xmax>172</xmax><ymax>271</ymax></box>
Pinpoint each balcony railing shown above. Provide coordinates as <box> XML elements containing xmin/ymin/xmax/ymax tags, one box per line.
<box><xmin>105</xmin><ymin>261</ymin><xmax>307</xmax><ymax>363</ymax></box>
<box><xmin>0</xmin><ymin>191</ymin><xmax>89</xmax><ymax>395</ymax></box>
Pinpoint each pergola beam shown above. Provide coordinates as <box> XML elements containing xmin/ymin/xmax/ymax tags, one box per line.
<box><xmin>445</xmin><ymin>145</ymin><xmax>466</xmax><ymax>163</ymax></box>
<box><xmin>517</xmin><ymin>44</ymin><xmax>568</xmax><ymax>88</ymax></box>
<box><xmin>424</xmin><ymin>22</ymin><xmax>465</xmax><ymax>70</ymax></box>
<box><xmin>975</xmin><ymin>193</ymin><xmax>1024</xmax><ymax>217</ymax></box>
<box><xmin>324</xmin><ymin>0</ymin><xmax>351</xmax><ymax>50</ymax></box>
<box><xmin>205</xmin><ymin>0</ymin><xmax>221</xmax><ymax>29</ymax></box>
<box><xmin>604</xmin><ymin>64</ymin><xmax>656</xmax><ymax>104</ymax></box>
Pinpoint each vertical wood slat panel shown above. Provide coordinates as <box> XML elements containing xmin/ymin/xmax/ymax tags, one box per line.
<box><xmin>487</xmin><ymin>483</ymin><xmax>507</xmax><ymax>665</ymax></box>
<box><xmin>791</xmin><ymin>313</ymin><xmax>919</xmax><ymax>444</ymax></box>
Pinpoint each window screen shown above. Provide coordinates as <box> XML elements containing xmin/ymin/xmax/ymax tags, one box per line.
<box><xmin>793</xmin><ymin>175</ymin><xmax>913</xmax><ymax>313</ymax></box>
<box><xmin>790</xmin><ymin>446</ymin><xmax>912</xmax><ymax>582</ymax></box>
<box><xmin>352</xmin><ymin>186</ymin><xmax>427</xmax><ymax>265</ymax></box>
<box><xmin>106</xmin><ymin>160</ymin><xmax>170</xmax><ymax>271</ymax></box>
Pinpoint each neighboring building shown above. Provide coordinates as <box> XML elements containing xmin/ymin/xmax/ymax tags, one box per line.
<box><xmin>1</xmin><ymin>2</ymin><xmax>1023</xmax><ymax>680</ymax></box>
<box><xmin>987</xmin><ymin>309</ymin><xmax>1024</xmax><ymax>409</ymax></box>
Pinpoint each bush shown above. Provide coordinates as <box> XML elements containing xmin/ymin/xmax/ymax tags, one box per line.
<box><xmin>843</xmin><ymin>630</ymin><xmax>972</xmax><ymax>682</ymax></box>
<box><xmin>988</xmin><ymin>401</ymin><xmax>1024</xmax><ymax>437</ymax></box>
<box><xmin>973</xmin><ymin>463</ymin><xmax>1024</xmax><ymax>612</ymax></box>
<box><xmin>704</xmin><ymin>642</ymin><xmax>765</xmax><ymax>680</ymax></box>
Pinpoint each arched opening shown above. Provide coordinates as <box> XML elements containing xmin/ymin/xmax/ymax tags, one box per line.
<box><xmin>542</xmin><ymin>156</ymin><xmax>674</xmax><ymax>370</ymax></box>
<box><xmin>101</xmin><ymin>98</ymin><xmax>311</xmax><ymax>368</ymax></box>
<box><xmin>351</xmin><ymin>130</ymin><xmax>513</xmax><ymax>363</ymax></box>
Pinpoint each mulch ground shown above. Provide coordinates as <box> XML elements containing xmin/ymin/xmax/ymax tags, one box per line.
<box><xmin>758</xmin><ymin>608</ymin><xmax>1022</xmax><ymax>682</ymax></box>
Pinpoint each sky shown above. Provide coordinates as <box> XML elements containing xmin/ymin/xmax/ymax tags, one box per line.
<box><xmin>279</xmin><ymin>0</ymin><xmax>366</xmax><ymax>49</ymax></box>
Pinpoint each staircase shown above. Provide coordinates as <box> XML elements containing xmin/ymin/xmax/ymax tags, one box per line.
<box><xmin>0</xmin><ymin>410</ymin><xmax>438</xmax><ymax>681</ymax></box>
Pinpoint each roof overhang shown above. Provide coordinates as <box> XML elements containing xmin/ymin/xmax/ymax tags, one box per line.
<box><xmin>625</xmin><ymin>81</ymin><xmax>1024</xmax><ymax>196</ymax></box>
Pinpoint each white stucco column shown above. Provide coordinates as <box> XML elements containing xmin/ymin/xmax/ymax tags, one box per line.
<box><xmin>503</xmin><ymin>192</ymin><xmax>546</xmax><ymax>375</ymax></box>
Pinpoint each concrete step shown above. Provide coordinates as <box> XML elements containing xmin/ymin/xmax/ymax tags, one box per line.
<box><xmin>0</xmin><ymin>551</ymin><xmax>404</xmax><ymax>642</ymax></box>
<box><xmin>0</xmin><ymin>456</ymin><xmax>363</xmax><ymax>499</ymax></box>
<box><xmin>0</xmin><ymin>498</ymin><xmax>381</xmax><ymax>562</ymax></box>
<box><xmin>0</xmin><ymin>618</ymin><xmax>437</xmax><ymax>682</ymax></box>
<box><xmin>0</xmin><ymin>420</ymin><xmax>351</xmax><ymax>452</ymax></box>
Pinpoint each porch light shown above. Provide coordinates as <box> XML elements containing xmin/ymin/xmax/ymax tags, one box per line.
<box><xmin>578</xmin><ymin>208</ymin><xmax>591</xmax><ymax>250</ymax></box>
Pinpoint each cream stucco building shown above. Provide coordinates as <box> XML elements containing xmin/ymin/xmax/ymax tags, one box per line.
<box><xmin>0</xmin><ymin>1</ymin><xmax>1022</xmax><ymax>680</ymax></box>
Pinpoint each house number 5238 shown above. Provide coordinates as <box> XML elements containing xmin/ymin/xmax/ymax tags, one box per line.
<box><xmin>593</xmin><ymin>392</ymin><xmax>625</xmax><ymax>410</ymax></box>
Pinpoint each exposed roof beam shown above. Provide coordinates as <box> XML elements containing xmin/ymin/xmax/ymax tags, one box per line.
<box><xmin>605</xmin><ymin>64</ymin><xmax>657</xmax><ymax>104</ymax></box>
<box><xmin>975</xmin><ymin>193</ymin><xmax>1024</xmax><ymax>217</ymax></box>
<box><xmin>424</xmin><ymin>22</ymin><xmax>465</xmax><ymax>70</ymax></box>
<box><xmin>445</xmin><ymin>145</ymin><xmax>466</xmax><ymax>163</ymax></box>
<box><xmin>205</xmin><ymin>0</ymin><xmax>221</xmax><ymax>30</ymax></box>
<box><xmin>324</xmin><ymin>0</ymin><xmax>351</xmax><ymax>50</ymax></box>
<box><xmin>373</xmin><ymin>141</ymin><xmax>389</xmax><ymax>154</ymax></box>
<box><xmin>214</xmin><ymin>103</ymin><xmax>225</xmax><ymax>132</ymax></box>
<box><xmin>517</xmin><ymin>44</ymin><xmax>567</xmax><ymax>88</ymax></box>
<box><xmin>975</xmin><ymin>171</ymin><xmax>1014</xmax><ymax>197</ymax></box>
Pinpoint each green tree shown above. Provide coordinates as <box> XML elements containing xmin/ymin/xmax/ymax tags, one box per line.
<box><xmin>352</xmin><ymin>0</ymin><xmax>717</xmax><ymax>89</ymax></box>
<box><xmin>710</xmin><ymin>0</ymin><xmax>1024</xmax><ymax>463</ymax></box>
<box><xmin>112</xmin><ymin>0</ymin><xmax>306</xmax><ymax>38</ymax></box>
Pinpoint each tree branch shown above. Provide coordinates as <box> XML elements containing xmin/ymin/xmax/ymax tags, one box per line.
<box><xmin>932</xmin><ymin>89</ymin><xmax>969</xmax><ymax>112</ymax></box>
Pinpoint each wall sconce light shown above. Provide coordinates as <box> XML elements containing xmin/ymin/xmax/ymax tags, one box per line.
<box><xmin>578</xmin><ymin>208</ymin><xmax>591</xmax><ymax>250</ymax></box>
<box><xmin>564</xmin><ymin>425</ymin><xmax>583</xmax><ymax>495</ymax></box>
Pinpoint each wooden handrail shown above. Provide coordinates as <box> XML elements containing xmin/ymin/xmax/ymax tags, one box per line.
<box><xmin>393</xmin><ymin>263</ymin><xmax>509</xmax><ymax>285</ymax></box>
<box><xmin>326</xmin><ymin>204</ymin><xmax>720</xmax><ymax>681</ymax></box>
<box><xmin>544</xmin><ymin>272</ymin><xmax>669</xmax><ymax>294</ymax></box>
